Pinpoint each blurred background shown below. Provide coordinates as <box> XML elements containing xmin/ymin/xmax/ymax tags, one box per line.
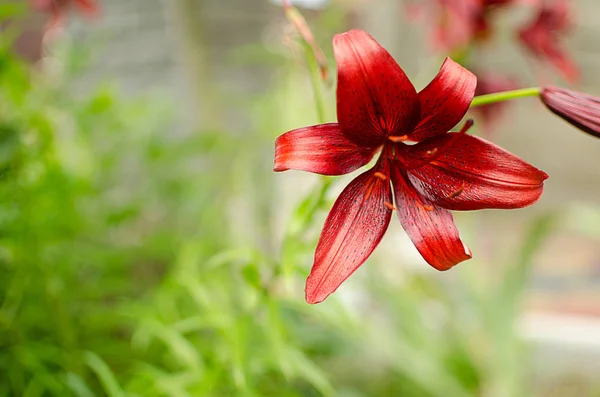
<box><xmin>2</xmin><ymin>0</ymin><xmax>600</xmax><ymax>395</ymax></box>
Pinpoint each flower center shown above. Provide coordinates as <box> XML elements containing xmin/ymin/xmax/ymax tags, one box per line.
<box><xmin>387</xmin><ymin>119</ymin><xmax>474</xmax><ymax>171</ymax></box>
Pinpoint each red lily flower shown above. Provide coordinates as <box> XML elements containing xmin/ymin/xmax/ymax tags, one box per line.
<box><xmin>518</xmin><ymin>0</ymin><xmax>579</xmax><ymax>83</ymax></box>
<box><xmin>274</xmin><ymin>29</ymin><xmax>548</xmax><ymax>304</ymax></box>
<box><xmin>541</xmin><ymin>87</ymin><xmax>600</xmax><ymax>138</ymax></box>
<box><xmin>32</xmin><ymin>0</ymin><xmax>99</xmax><ymax>27</ymax></box>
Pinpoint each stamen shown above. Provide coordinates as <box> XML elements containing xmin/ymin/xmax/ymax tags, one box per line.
<box><xmin>374</xmin><ymin>172</ymin><xmax>387</xmax><ymax>181</ymax></box>
<box><xmin>401</xmin><ymin>119</ymin><xmax>476</xmax><ymax>171</ymax></box>
<box><xmin>422</xmin><ymin>204</ymin><xmax>434</xmax><ymax>211</ymax></box>
<box><xmin>384</xmin><ymin>202</ymin><xmax>396</xmax><ymax>211</ymax></box>
<box><xmin>446</xmin><ymin>184</ymin><xmax>465</xmax><ymax>199</ymax></box>
<box><xmin>458</xmin><ymin>119</ymin><xmax>474</xmax><ymax>134</ymax></box>
<box><xmin>388</xmin><ymin>135</ymin><xmax>409</xmax><ymax>143</ymax></box>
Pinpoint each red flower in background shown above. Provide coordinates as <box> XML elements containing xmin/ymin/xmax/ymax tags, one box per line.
<box><xmin>472</xmin><ymin>72</ymin><xmax>520</xmax><ymax>134</ymax></box>
<box><xmin>274</xmin><ymin>30</ymin><xmax>547</xmax><ymax>304</ymax></box>
<box><xmin>409</xmin><ymin>0</ymin><xmax>519</xmax><ymax>51</ymax></box>
<box><xmin>518</xmin><ymin>0</ymin><xmax>579</xmax><ymax>83</ymax></box>
<box><xmin>32</xmin><ymin>0</ymin><xmax>99</xmax><ymax>27</ymax></box>
<box><xmin>431</xmin><ymin>0</ymin><xmax>482</xmax><ymax>50</ymax></box>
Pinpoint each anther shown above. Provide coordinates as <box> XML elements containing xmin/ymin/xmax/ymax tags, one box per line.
<box><xmin>384</xmin><ymin>202</ymin><xmax>396</xmax><ymax>211</ymax></box>
<box><xmin>388</xmin><ymin>135</ymin><xmax>409</xmax><ymax>143</ymax></box>
<box><xmin>425</xmin><ymin>148</ymin><xmax>438</xmax><ymax>156</ymax></box>
<box><xmin>422</xmin><ymin>204</ymin><xmax>434</xmax><ymax>211</ymax></box>
<box><xmin>446</xmin><ymin>184</ymin><xmax>465</xmax><ymax>199</ymax></box>
<box><xmin>458</xmin><ymin>119</ymin><xmax>474</xmax><ymax>134</ymax></box>
<box><xmin>374</xmin><ymin>172</ymin><xmax>387</xmax><ymax>181</ymax></box>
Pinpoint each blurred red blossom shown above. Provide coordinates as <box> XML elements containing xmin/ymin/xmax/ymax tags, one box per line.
<box><xmin>32</xmin><ymin>0</ymin><xmax>99</xmax><ymax>28</ymax></box>
<box><xmin>408</xmin><ymin>0</ymin><xmax>523</xmax><ymax>51</ymax></box>
<box><xmin>541</xmin><ymin>87</ymin><xmax>600</xmax><ymax>138</ymax></box>
<box><xmin>274</xmin><ymin>30</ymin><xmax>547</xmax><ymax>303</ymax></box>
<box><xmin>518</xmin><ymin>0</ymin><xmax>579</xmax><ymax>83</ymax></box>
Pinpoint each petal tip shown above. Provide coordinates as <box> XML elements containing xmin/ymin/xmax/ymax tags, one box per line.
<box><xmin>531</xmin><ymin>167</ymin><xmax>549</xmax><ymax>184</ymax></box>
<box><xmin>304</xmin><ymin>282</ymin><xmax>330</xmax><ymax>304</ymax></box>
<box><xmin>272</xmin><ymin>163</ymin><xmax>288</xmax><ymax>173</ymax></box>
<box><xmin>334</xmin><ymin>28</ymin><xmax>367</xmax><ymax>40</ymax></box>
<box><xmin>425</xmin><ymin>239</ymin><xmax>473</xmax><ymax>272</ymax></box>
<box><xmin>434</xmin><ymin>252</ymin><xmax>472</xmax><ymax>272</ymax></box>
<box><xmin>464</xmin><ymin>243</ymin><xmax>473</xmax><ymax>259</ymax></box>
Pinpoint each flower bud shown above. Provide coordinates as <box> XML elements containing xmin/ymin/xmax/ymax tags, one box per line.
<box><xmin>540</xmin><ymin>86</ymin><xmax>600</xmax><ymax>138</ymax></box>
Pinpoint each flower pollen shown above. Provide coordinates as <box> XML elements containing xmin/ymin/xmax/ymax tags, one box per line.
<box><xmin>374</xmin><ymin>172</ymin><xmax>388</xmax><ymax>180</ymax></box>
<box><xmin>384</xmin><ymin>202</ymin><xmax>396</xmax><ymax>211</ymax></box>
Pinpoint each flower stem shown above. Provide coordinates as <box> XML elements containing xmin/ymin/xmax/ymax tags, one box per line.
<box><xmin>470</xmin><ymin>87</ymin><xmax>541</xmax><ymax>108</ymax></box>
<box><xmin>305</xmin><ymin>47</ymin><xmax>332</xmax><ymax>199</ymax></box>
<box><xmin>304</xmin><ymin>41</ymin><xmax>327</xmax><ymax>123</ymax></box>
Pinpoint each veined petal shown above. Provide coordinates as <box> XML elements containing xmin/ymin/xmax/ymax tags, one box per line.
<box><xmin>274</xmin><ymin>123</ymin><xmax>377</xmax><ymax>176</ymax></box>
<box><xmin>306</xmin><ymin>164</ymin><xmax>393</xmax><ymax>304</ymax></box>
<box><xmin>406</xmin><ymin>133</ymin><xmax>548</xmax><ymax>210</ymax></box>
<box><xmin>410</xmin><ymin>58</ymin><xmax>476</xmax><ymax>141</ymax></box>
<box><xmin>334</xmin><ymin>29</ymin><xmax>419</xmax><ymax>146</ymax></box>
<box><xmin>390</xmin><ymin>167</ymin><xmax>471</xmax><ymax>271</ymax></box>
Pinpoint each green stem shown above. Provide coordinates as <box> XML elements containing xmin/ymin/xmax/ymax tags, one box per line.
<box><xmin>302</xmin><ymin>42</ymin><xmax>331</xmax><ymax>201</ymax></box>
<box><xmin>304</xmin><ymin>42</ymin><xmax>327</xmax><ymax>124</ymax></box>
<box><xmin>470</xmin><ymin>87</ymin><xmax>541</xmax><ymax>108</ymax></box>
<box><xmin>274</xmin><ymin>39</ymin><xmax>332</xmax><ymax>294</ymax></box>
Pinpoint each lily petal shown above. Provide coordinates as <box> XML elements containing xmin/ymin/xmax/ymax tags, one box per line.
<box><xmin>410</xmin><ymin>58</ymin><xmax>476</xmax><ymax>141</ymax></box>
<box><xmin>334</xmin><ymin>29</ymin><xmax>419</xmax><ymax>146</ymax></box>
<box><xmin>306</xmin><ymin>165</ymin><xmax>392</xmax><ymax>304</ymax></box>
<box><xmin>390</xmin><ymin>167</ymin><xmax>471</xmax><ymax>271</ymax></box>
<box><xmin>406</xmin><ymin>133</ymin><xmax>548</xmax><ymax>210</ymax></box>
<box><xmin>274</xmin><ymin>123</ymin><xmax>377</xmax><ymax>176</ymax></box>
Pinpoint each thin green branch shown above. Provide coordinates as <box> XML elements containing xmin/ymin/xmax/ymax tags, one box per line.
<box><xmin>470</xmin><ymin>87</ymin><xmax>541</xmax><ymax>108</ymax></box>
<box><xmin>303</xmin><ymin>41</ymin><xmax>327</xmax><ymax>124</ymax></box>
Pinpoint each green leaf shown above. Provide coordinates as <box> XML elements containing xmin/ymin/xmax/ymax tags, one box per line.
<box><xmin>83</xmin><ymin>351</ymin><xmax>125</xmax><ymax>397</ymax></box>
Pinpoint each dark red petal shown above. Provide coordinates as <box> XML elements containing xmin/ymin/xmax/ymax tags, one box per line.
<box><xmin>306</xmin><ymin>164</ymin><xmax>393</xmax><ymax>304</ymax></box>
<box><xmin>334</xmin><ymin>29</ymin><xmax>419</xmax><ymax>146</ymax></box>
<box><xmin>410</xmin><ymin>58</ymin><xmax>476</xmax><ymax>141</ymax></box>
<box><xmin>390</xmin><ymin>167</ymin><xmax>471</xmax><ymax>271</ymax></box>
<box><xmin>274</xmin><ymin>123</ymin><xmax>377</xmax><ymax>176</ymax></box>
<box><xmin>405</xmin><ymin>133</ymin><xmax>548</xmax><ymax>210</ymax></box>
<box><xmin>541</xmin><ymin>87</ymin><xmax>600</xmax><ymax>138</ymax></box>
